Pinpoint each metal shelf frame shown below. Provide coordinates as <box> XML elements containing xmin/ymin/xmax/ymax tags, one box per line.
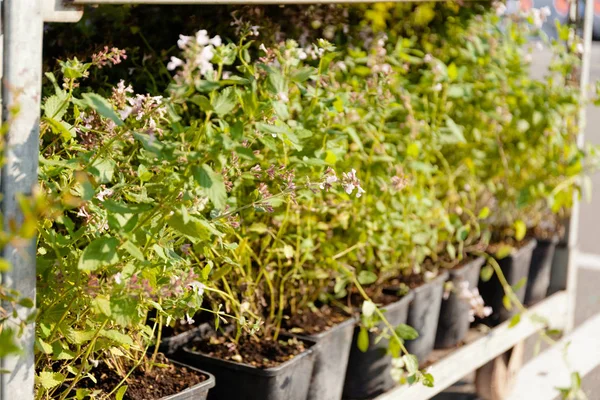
<box><xmin>0</xmin><ymin>0</ymin><xmax>593</xmax><ymax>399</ymax></box>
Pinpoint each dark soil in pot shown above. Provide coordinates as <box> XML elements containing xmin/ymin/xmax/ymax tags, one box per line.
<box><xmin>524</xmin><ymin>236</ymin><xmax>559</xmax><ymax>305</ymax></box>
<box><xmin>400</xmin><ymin>270</ymin><xmax>449</xmax><ymax>362</ymax></box>
<box><xmin>480</xmin><ymin>239</ymin><xmax>537</xmax><ymax>326</ymax></box>
<box><xmin>179</xmin><ymin>328</ymin><xmax>316</xmax><ymax>400</ymax></box>
<box><xmin>77</xmin><ymin>355</ymin><xmax>214</xmax><ymax>400</ymax></box>
<box><xmin>343</xmin><ymin>291</ymin><xmax>414</xmax><ymax>400</ymax></box>
<box><xmin>284</xmin><ymin>307</ymin><xmax>356</xmax><ymax>400</ymax></box>
<box><xmin>435</xmin><ymin>257</ymin><xmax>485</xmax><ymax>349</ymax></box>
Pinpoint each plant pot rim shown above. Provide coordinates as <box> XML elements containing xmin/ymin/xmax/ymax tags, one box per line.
<box><xmin>182</xmin><ymin>336</ymin><xmax>316</xmax><ymax>377</ymax></box>
<box><xmin>409</xmin><ymin>269</ymin><xmax>449</xmax><ymax>294</ymax></box>
<box><xmin>509</xmin><ymin>237</ymin><xmax>538</xmax><ymax>256</ymax></box>
<box><xmin>161</xmin><ymin>359</ymin><xmax>215</xmax><ymax>400</ymax></box>
<box><xmin>532</xmin><ymin>234</ymin><xmax>559</xmax><ymax>245</ymax></box>
<box><xmin>291</xmin><ymin>315</ymin><xmax>357</xmax><ymax>341</ymax></box>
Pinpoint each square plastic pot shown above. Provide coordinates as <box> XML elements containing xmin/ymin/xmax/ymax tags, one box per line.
<box><xmin>292</xmin><ymin>317</ymin><xmax>356</xmax><ymax>400</ymax></box>
<box><xmin>479</xmin><ymin>239</ymin><xmax>537</xmax><ymax>326</ymax></box>
<box><xmin>524</xmin><ymin>236</ymin><xmax>559</xmax><ymax>306</ymax></box>
<box><xmin>404</xmin><ymin>270</ymin><xmax>449</xmax><ymax>362</ymax></box>
<box><xmin>179</xmin><ymin>333</ymin><xmax>316</xmax><ymax>400</ymax></box>
<box><xmin>342</xmin><ymin>292</ymin><xmax>414</xmax><ymax>400</ymax></box>
<box><xmin>435</xmin><ymin>257</ymin><xmax>485</xmax><ymax>349</ymax></box>
<box><xmin>162</xmin><ymin>360</ymin><xmax>215</xmax><ymax>400</ymax></box>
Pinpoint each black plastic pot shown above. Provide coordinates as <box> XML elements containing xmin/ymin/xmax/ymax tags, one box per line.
<box><xmin>435</xmin><ymin>257</ymin><xmax>485</xmax><ymax>349</ymax></box>
<box><xmin>162</xmin><ymin>360</ymin><xmax>215</xmax><ymax>400</ymax></box>
<box><xmin>404</xmin><ymin>270</ymin><xmax>448</xmax><ymax>362</ymax></box>
<box><xmin>180</xmin><ymin>335</ymin><xmax>316</xmax><ymax>400</ymax></box>
<box><xmin>342</xmin><ymin>292</ymin><xmax>414</xmax><ymax>400</ymax></box>
<box><xmin>157</xmin><ymin>325</ymin><xmax>205</xmax><ymax>356</ymax></box>
<box><xmin>480</xmin><ymin>239</ymin><xmax>537</xmax><ymax>326</ymax></box>
<box><xmin>524</xmin><ymin>236</ymin><xmax>559</xmax><ymax>306</ymax></box>
<box><xmin>292</xmin><ymin>317</ymin><xmax>356</xmax><ymax>400</ymax></box>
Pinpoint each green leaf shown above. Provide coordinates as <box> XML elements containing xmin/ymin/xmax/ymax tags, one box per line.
<box><xmin>116</xmin><ymin>385</ymin><xmax>128</xmax><ymax>400</ymax></box>
<box><xmin>395</xmin><ymin>324</ymin><xmax>419</xmax><ymax>340</ymax></box>
<box><xmin>78</xmin><ymin>237</ymin><xmax>119</xmax><ymax>272</ymax></box>
<box><xmin>37</xmin><ymin>371</ymin><xmax>65</xmax><ymax>390</ymax></box>
<box><xmin>82</xmin><ymin>93</ymin><xmax>124</xmax><ymax>126</ymax></box>
<box><xmin>212</xmin><ymin>87</ymin><xmax>237</xmax><ymax>117</ymax></box>
<box><xmin>291</xmin><ymin>67</ymin><xmax>316</xmax><ymax>83</ymax></box>
<box><xmin>508</xmin><ymin>313</ymin><xmax>521</xmax><ymax>328</ymax></box>
<box><xmin>0</xmin><ymin>259</ymin><xmax>10</xmax><ymax>272</ymax></box>
<box><xmin>480</xmin><ymin>265</ymin><xmax>494</xmax><ymax>282</ymax></box>
<box><xmin>447</xmin><ymin>63</ymin><xmax>458</xmax><ymax>81</ymax></box>
<box><xmin>495</xmin><ymin>244</ymin><xmax>513</xmax><ymax>260</ymax></box>
<box><xmin>90</xmin><ymin>158</ymin><xmax>116</xmax><ymax>184</ymax></box>
<box><xmin>513</xmin><ymin>277</ymin><xmax>527</xmax><ymax>292</ymax></box>
<box><xmin>514</xmin><ymin>220</ymin><xmax>527</xmax><ymax>241</ymax></box>
<box><xmin>121</xmin><ymin>240</ymin><xmax>145</xmax><ymax>261</ymax></box>
<box><xmin>478</xmin><ymin>207</ymin><xmax>490</xmax><ymax>219</ymax></box>
<box><xmin>52</xmin><ymin>342</ymin><xmax>76</xmax><ymax>360</ymax></box>
<box><xmin>168</xmin><ymin>213</ymin><xmax>212</xmax><ymax>243</ymax></box>
<box><xmin>357</xmin><ymin>270</ymin><xmax>377</xmax><ymax>285</ymax></box>
<box><xmin>502</xmin><ymin>294</ymin><xmax>513</xmax><ymax>311</ymax></box>
<box><xmin>422</xmin><ymin>372</ymin><xmax>435</xmax><ymax>387</ymax></box>
<box><xmin>357</xmin><ymin>327</ymin><xmax>369</xmax><ymax>352</ymax></box>
<box><xmin>0</xmin><ymin>328</ymin><xmax>20</xmax><ymax>357</ymax></box>
<box><xmin>65</xmin><ymin>329</ymin><xmax>95</xmax><ymax>345</ymax></box>
<box><xmin>92</xmin><ymin>295</ymin><xmax>112</xmax><ymax>317</ymax></box>
<box><xmin>192</xmin><ymin>164</ymin><xmax>227</xmax><ymax>209</ymax></box>
<box><xmin>101</xmin><ymin>329</ymin><xmax>134</xmax><ymax>346</ymax></box>
<box><xmin>403</xmin><ymin>354</ymin><xmax>419</xmax><ymax>374</ymax></box>
<box><xmin>44</xmin><ymin>95</ymin><xmax>68</xmax><ymax>120</ymax></box>
<box><xmin>110</xmin><ymin>297</ymin><xmax>139</xmax><ymax>327</ymax></box>
<box><xmin>35</xmin><ymin>338</ymin><xmax>53</xmax><ymax>355</ymax></box>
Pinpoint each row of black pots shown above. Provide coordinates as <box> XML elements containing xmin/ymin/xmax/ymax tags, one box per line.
<box><xmin>161</xmin><ymin>238</ymin><xmax>558</xmax><ymax>400</ymax></box>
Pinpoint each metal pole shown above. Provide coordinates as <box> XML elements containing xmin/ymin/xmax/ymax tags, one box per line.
<box><xmin>564</xmin><ymin>0</ymin><xmax>595</xmax><ymax>334</ymax></box>
<box><xmin>0</xmin><ymin>0</ymin><xmax>43</xmax><ymax>399</ymax></box>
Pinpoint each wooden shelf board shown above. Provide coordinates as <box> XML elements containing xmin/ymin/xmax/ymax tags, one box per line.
<box><xmin>375</xmin><ymin>290</ymin><xmax>568</xmax><ymax>400</ymax></box>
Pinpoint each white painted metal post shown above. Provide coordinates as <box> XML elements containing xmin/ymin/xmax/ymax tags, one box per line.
<box><xmin>563</xmin><ymin>0</ymin><xmax>596</xmax><ymax>334</ymax></box>
<box><xmin>0</xmin><ymin>0</ymin><xmax>43</xmax><ymax>399</ymax></box>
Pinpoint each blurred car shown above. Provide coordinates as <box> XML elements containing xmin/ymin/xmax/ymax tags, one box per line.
<box><xmin>506</xmin><ymin>0</ymin><xmax>600</xmax><ymax>40</ymax></box>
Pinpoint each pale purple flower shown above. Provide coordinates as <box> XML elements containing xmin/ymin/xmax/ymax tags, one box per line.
<box><xmin>319</xmin><ymin>167</ymin><xmax>338</xmax><ymax>191</ymax></box>
<box><xmin>342</xmin><ymin>169</ymin><xmax>366</xmax><ymax>198</ymax></box>
<box><xmin>114</xmin><ymin>272</ymin><xmax>122</xmax><ymax>285</ymax></box>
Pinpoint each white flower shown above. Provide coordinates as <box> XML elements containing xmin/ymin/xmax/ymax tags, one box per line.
<box><xmin>96</xmin><ymin>187</ymin><xmax>114</xmax><ymax>201</ymax></box>
<box><xmin>259</xmin><ymin>43</ymin><xmax>268</xmax><ymax>53</ymax></box>
<box><xmin>540</xmin><ymin>6</ymin><xmax>551</xmax><ymax>17</ymax></box>
<box><xmin>250</xmin><ymin>25</ymin><xmax>260</xmax><ymax>36</ymax></box>
<box><xmin>495</xmin><ymin>2</ymin><xmax>507</xmax><ymax>16</ymax></box>
<box><xmin>177</xmin><ymin>34</ymin><xmax>193</xmax><ymax>49</ymax></box>
<box><xmin>342</xmin><ymin>169</ymin><xmax>366</xmax><ymax>197</ymax></box>
<box><xmin>114</xmin><ymin>272</ymin><xmax>122</xmax><ymax>284</ymax></box>
<box><xmin>182</xmin><ymin>313</ymin><xmax>195</xmax><ymax>325</ymax></box>
<box><xmin>189</xmin><ymin>281</ymin><xmax>205</xmax><ymax>297</ymax></box>
<box><xmin>362</xmin><ymin>300</ymin><xmax>376</xmax><ymax>318</ymax></box>
<box><xmin>423</xmin><ymin>54</ymin><xmax>433</xmax><ymax>63</ymax></box>
<box><xmin>209</xmin><ymin>35</ymin><xmax>222</xmax><ymax>47</ymax></box>
<box><xmin>167</xmin><ymin>56</ymin><xmax>184</xmax><ymax>71</ymax></box>
<box><xmin>298</xmin><ymin>49</ymin><xmax>308</xmax><ymax>60</ymax></box>
<box><xmin>577</xmin><ymin>43</ymin><xmax>584</xmax><ymax>54</ymax></box>
<box><xmin>356</xmin><ymin>186</ymin><xmax>366</xmax><ymax>198</ymax></box>
<box><xmin>196</xmin><ymin>29</ymin><xmax>210</xmax><ymax>46</ymax></box>
<box><xmin>433</xmin><ymin>83</ymin><xmax>443</xmax><ymax>92</ymax></box>
<box><xmin>118</xmin><ymin>105</ymin><xmax>133</xmax><ymax>120</ymax></box>
<box><xmin>278</xmin><ymin>92</ymin><xmax>289</xmax><ymax>103</ymax></box>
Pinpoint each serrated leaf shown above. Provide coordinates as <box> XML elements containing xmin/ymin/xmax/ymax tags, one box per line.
<box><xmin>52</xmin><ymin>342</ymin><xmax>75</xmax><ymax>360</ymax></box>
<box><xmin>192</xmin><ymin>164</ymin><xmax>227</xmax><ymax>209</ymax></box>
<box><xmin>357</xmin><ymin>270</ymin><xmax>377</xmax><ymax>285</ymax></box>
<box><xmin>82</xmin><ymin>93</ymin><xmax>124</xmax><ymax>126</ymax></box>
<box><xmin>78</xmin><ymin>237</ymin><xmax>119</xmax><ymax>272</ymax></box>
<box><xmin>35</xmin><ymin>338</ymin><xmax>53</xmax><ymax>355</ymax></box>
<box><xmin>92</xmin><ymin>295</ymin><xmax>112</xmax><ymax>317</ymax></box>
<box><xmin>44</xmin><ymin>95</ymin><xmax>68</xmax><ymax>120</ymax></box>
<box><xmin>89</xmin><ymin>158</ymin><xmax>116</xmax><ymax>184</ymax></box>
<box><xmin>101</xmin><ymin>329</ymin><xmax>134</xmax><ymax>346</ymax></box>
<box><xmin>212</xmin><ymin>87</ymin><xmax>237</xmax><ymax>117</ymax></box>
<box><xmin>395</xmin><ymin>324</ymin><xmax>419</xmax><ymax>340</ymax></box>
<box><xmin>38</xmin><ymin>371</ymin><xmax>65</xmax><ymax>390</ymax></box>
<box><xmin>357</xmin><ymin>327</ymin><xmax>369</xmax><ymax>352</ymax></box>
